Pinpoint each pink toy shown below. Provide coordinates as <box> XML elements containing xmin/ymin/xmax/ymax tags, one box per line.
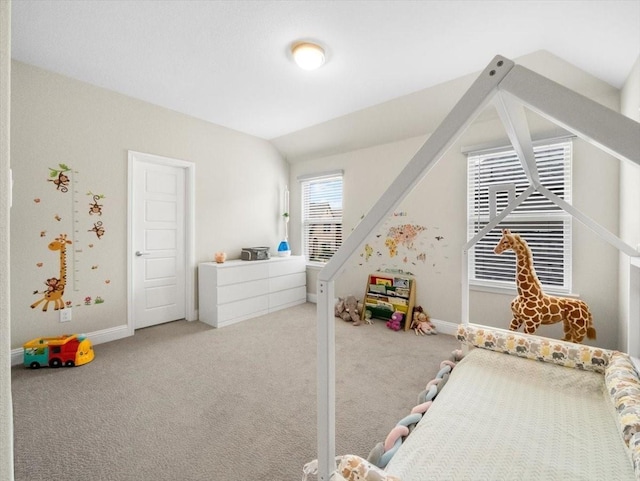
<box><xmin>386</xmin><ymin>312</ymin><xmax>403</xmax><ymax>331</ymax></box>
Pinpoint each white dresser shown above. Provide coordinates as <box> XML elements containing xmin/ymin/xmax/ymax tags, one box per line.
<box><xmin>198</xmin><ymin>256</ymin><xmax>306</xmax><ymax>327</ymax></box>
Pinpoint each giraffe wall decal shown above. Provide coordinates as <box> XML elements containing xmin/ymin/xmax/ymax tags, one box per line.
<box><xmin>493</xmin><ymin>229</ymin><xmax>596</xmax><ymax>344</ymax></box>
<box><xmin>31</xmin><ymin>234</ymin><xmax>72</xmax><ymax>311</ymax></box>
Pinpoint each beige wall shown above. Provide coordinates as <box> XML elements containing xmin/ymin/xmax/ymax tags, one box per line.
<box><xmin>619</xmin><ymin>55</ymin><xmax>640</xmax><ymax>351</ymax></box>
<box><xmin>291</xmin><ymin>62</ymin><xmax>623</xmax><ymax>350</ymax></box>
<box><xmin>1</xmin><ymin>2</ymin><xmax>14</xmax><ymax>479</ymax></box>
<box><xmin>10</xmin><ymin>61</ymin><xmax>288</xmax><ymax>349</ymax></box>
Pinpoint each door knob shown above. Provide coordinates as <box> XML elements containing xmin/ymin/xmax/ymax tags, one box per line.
<box><xmin>135</xmin><ymin>251</ymin><xmax>150</xmax><ymax>257</ymax></box>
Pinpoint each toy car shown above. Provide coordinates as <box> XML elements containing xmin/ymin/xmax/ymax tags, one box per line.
<box><xmin>23</xmin><ymin>334</ymin><xmax>94</xmax><ymax>368</ymax></box>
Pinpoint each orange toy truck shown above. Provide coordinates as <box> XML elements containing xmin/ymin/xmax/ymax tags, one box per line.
<box><xmin>23</xmin><ymin>334</ymin><xmax>94</xmax><ymax>368</ymax></box>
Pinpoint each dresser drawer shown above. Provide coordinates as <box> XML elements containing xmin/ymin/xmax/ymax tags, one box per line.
<box><xmin>269</xmin><ymin>257</ymin><xmax>305</xmax><ymax>277</ymax></box>
<box><xmin>269</xmin><ymin>286</ymin><xmax>306</xmax><ymax>310</ymax></box>
<box><xmin>218</xmin><ymin>295</ymin><xmax>269</xmax><ymax>323</ymax></box>
<box><xmin>217</xmin><ymin>263</ymin><xmax>268</xmax><ymax>286</ymax></box>
<box><xmin>217</xmin><ymin>279</ymin><xmax>269</xmax><ymax>304</ymax></box>
<box><xmin>269</xmin><ymin>272</ymin><xmax>306</xmax><ymax>293</ymax></box>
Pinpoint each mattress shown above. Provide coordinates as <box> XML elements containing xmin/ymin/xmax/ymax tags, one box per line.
<box><xmin>384</xmin><ymin>347</ymin><xmax>635</xmax><ymax>480</ymax></box>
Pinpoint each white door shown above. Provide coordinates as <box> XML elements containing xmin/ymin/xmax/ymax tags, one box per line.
<box><xmin>132</xmin><ymin>157</ymin><xmax>186</xmax><ymax>329</ymax></box>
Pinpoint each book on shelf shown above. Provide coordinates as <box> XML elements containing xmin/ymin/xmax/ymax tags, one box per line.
<box><xmin>373</xmin><ymin>277</ymin><xmax>392</xmax><ymax>287</ymax></box>
<box><xmin>393</xmin><ymin>277</ymin><xmax>410</xmax><ymax>288</ymax></box>
<box><xmin>394</xmin><ymin>287</ymin><xmax>410</xmax><ymax>298</ymax></box>
<box><xmin>368</xmin><ymin>284</ymin><xmax>387</xmax><ymax>294</ymax></box>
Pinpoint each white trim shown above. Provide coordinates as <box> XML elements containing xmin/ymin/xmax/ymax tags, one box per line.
<box><xmin>127</xmin><ymin>151</ymin><xmax>197</xmax><ymax>336</ymax></box>
<box><xmin>469</xmin><ymin>281</ymin><xmax>579</xmax><ymax>299</ymax></box>
<box><xmin>11</xmin><ymin>323</ymin><xmax>131</xmax><ymax>366</ymax></box>
<box><xmin>460</xmin><ymin>130</ymin><xmax>574</xmax><ymax>155</ymax></box>
<box><xmin>297</xmin><ymin>170</ymin><xmax>344</xmax><ymax>182</ymax></box>
<box><xmin>429</xmin><ymin>318</ymin><xmax>459</xmax><ymax>336</ymax></box>
<box><xmin>629</xmin><ymin>260</ymin><xmax>640</xmax><ymax>358</ymax></box>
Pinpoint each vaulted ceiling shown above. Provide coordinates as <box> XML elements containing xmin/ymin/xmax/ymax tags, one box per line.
<box><xmin>11</xmin><ymin>1</ymin><xmax>640</xmax><ymax>148</ymax></box>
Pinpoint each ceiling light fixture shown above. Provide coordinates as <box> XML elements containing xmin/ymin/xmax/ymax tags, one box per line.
<box><xmin>291</xmin><ymin>42</ymin><xmax>326</xmax><ymax>71</ymax></box>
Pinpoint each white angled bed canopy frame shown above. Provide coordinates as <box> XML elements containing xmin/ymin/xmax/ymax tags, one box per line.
<box><xmin>315</xmin><ymin>55</ymin><xmax>640</xmax><ymax>480</ymax></box>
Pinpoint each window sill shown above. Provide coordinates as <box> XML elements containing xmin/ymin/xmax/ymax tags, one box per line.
<box><xmin>305</xmin><ymin>262</ymin><xmax>325</xmax><ymax>270</ymax></box>
<box><xmin>469</xmin><ymin>281</ymin><xmax>578</xmax><ymax>298</ymax></box>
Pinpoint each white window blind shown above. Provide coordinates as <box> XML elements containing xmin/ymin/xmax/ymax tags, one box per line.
<box><xmin>467</xmin><ymin>140</ymin><xmax>572</xmax><ymax>292</ymax></box>
<box><xmin>301</xmin><ymin>174</ymin><xmax>343</xmax><ymax>263</ymax></box>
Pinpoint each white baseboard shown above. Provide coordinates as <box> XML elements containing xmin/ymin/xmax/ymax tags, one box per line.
<box><xmin>305</xmin><ymin>293</ymin><xmax>460</xmax><ymax>337</ymax></box>
<box><xmin>429</xmin><ymin>318</ymin><xmax>459</xmax><ymax>336</ymax></box>
<box><xmin>11</xmin><ymin>323</ymin><xmax>133</xmax><ymax>366</ymax></box>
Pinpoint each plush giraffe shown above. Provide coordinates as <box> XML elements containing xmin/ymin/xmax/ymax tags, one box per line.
<box><xmin>31</xmin><ymin>234</ymin><xmax>72</xmax><ymax>311</ymax></box>
<box><xmin>493</xmin><ymin>229</ymin><xmax>596</xmax><ymax>344</ymax></box>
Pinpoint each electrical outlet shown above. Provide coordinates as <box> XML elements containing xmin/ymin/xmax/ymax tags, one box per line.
<box><xmin>59</xmin><ymin>309</ymin><xmax>72</xmax><ymax>323</ymax></box>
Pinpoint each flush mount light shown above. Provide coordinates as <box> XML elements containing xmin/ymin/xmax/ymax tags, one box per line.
<box><xmin>291</xmin><ymin>42</ymin><xmax>326</xmax><ymax>71</ymax></box>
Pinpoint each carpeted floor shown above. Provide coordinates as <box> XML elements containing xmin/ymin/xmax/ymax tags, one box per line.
<box><xmin>11</xmin><ymin>302</ymin><xmax>460</xmax><ymax>480</ymax></box>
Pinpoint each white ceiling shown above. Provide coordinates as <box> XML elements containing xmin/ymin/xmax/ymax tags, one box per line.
<box><xmin>10</xmin><ymin>0</ymin><xmax>640</xmax><ymax>141</ymax></box>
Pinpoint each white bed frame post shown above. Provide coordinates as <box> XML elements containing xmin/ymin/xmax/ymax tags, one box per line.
<box><xmin>315</xmin><ymin>55</ymin><xmax>515</xmax><ymax>480</ymax></box>
<box><xmin>316</xmin><ymin>279</ymin><xmax>335</xmax><ymax>480</ymax></box>
<box><xmin>316</xmin><ymin>54</ymin><xmax>640</xmax><ymax>481</ymax></box>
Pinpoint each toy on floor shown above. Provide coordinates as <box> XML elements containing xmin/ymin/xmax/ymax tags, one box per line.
<box><xmin>411</xmin><ymin>306</ymin><xmax>437</xmax><ymax>335</ymax></box>
<box><xmin>494</xmin><ymin>229</ymin><xmax>596</xmax><ymax>343</ymax></box>
<box><xmin>335</xmin><ymin>295</ymin><xmax>362</xmax><ymax>326</ymax></box>
<box><xmin>23</xmin><ymin>334</ymin><xmax>94</xmax><ymax>368</ymax></box>
<box><xmin>358</xmin><ymin>300</ymin><xmax>373</xmax><ymax>325</ymax></box>
<box><xmin>386</xmin><ymin>311</ymin><xmax>403</xmax><ymax>331</ymax></box>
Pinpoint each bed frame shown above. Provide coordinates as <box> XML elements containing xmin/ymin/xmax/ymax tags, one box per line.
<box><xmin>315</xmin><ymin>55</ymin><xmax>640</xmax><ymax>480</ymax></box>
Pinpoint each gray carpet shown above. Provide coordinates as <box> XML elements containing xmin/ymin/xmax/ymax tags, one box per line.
<box><xmin>11</xmin><ymin>302</ymin><xmax>460</xmax><ymax>480</ymax></box>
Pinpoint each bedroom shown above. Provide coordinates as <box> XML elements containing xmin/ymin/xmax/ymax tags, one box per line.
<box><xmin>1</xmin><ymin>1</ymin><xmax>640</xmax><ymax>480</ymax></box>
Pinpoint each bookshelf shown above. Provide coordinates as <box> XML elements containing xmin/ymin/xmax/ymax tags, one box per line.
<box><xmin>362</xmin><ymin>272</ymin><xmax>416</xmax><ymax>330</ymax></box>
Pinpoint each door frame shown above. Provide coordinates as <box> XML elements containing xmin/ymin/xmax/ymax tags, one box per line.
<box><xmin>127</xmin><ymin>150</ymin><xmax>196</xmax><ymax>335</ymax></box>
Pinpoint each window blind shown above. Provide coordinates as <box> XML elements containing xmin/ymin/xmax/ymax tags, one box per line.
<box><xmin>467</xmin><ymin>140</ymin><xmax>572</xmax><ymax>291</ymax></box>
<box><xmin>301</xmin><ymin>174</ymin><xmax>343</xmax><ymax>263</ymax></box>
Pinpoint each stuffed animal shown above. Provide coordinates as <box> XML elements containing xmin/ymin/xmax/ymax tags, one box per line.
<box><xmin>357</xmin><ymin>300</ymin><xmax>373</xmax><ymax>325</ymax></box>
<box><xmin>386</xmin><ymin>311</ymin><xmax>403</xmax><ymax>331</ymax></box>
<box><xmin>411</xmin><ymin>306</ymin><xmax>437</xmax><ymax>335</ymax></box>
<box><xmin>335</xmin><ymin>296</ymin><xmax>361</xmax><ymax>326</ymax></box>
<box><xmin>334</xmin><ymin>298</ymin><xmax>345</xmax><ymax>318</ymax></box>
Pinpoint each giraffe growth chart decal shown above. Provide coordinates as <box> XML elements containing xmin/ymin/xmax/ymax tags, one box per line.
<box><xmin>31</xmin><ymin>163</ymin><xmax>110</xmax><ymax>313</ymax></box>
<box><xmin>31</xmin><ymin>234</ymin><xmax>71</xmax><ymax>311</ymax></box>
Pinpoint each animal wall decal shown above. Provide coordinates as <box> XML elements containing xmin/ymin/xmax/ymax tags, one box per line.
<box><xmin>47</xmin><ymin>164</ymin><xmax>71</xmax><ymax>192</ymax></box>
<box><xmin>493</xmin><ymin>229</ymin><xmax>596</xmax><ymax>344</ymax></box>
<box><xmin>88</xmin><ymin>221</ymin><xmax>105</xmax><ymax>239</ymax></box>
<box><xmin>30</xmin><ymin>164</ymin><xmax>110</xmax><ymax>312</ymax></box>
<box><xmin>87</xmin><ymin>192</ymin><xmax>104</xmax><ymax>216</ymax></box>
<box><xmin>31</xmin><ymin>234</ymin><xmax>72</xmax><ymax>311</ymax></box>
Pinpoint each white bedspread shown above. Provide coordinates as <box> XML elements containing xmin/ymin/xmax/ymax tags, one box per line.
<box><xmin>385</xmin><ymin>348</ymin><xmax>634</xmax><ymax>480</ymax></box>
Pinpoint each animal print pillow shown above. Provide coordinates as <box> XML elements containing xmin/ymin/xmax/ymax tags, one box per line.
<box><xmin>605</xmin><ymin>351</ymin><xmax>640</xmax><ymax>448</ymax></box>
<box><xmin>337</xmin><ymin>455</ymin><xmax>401</xmax><ymax>481</ymax></box>
<box><xmin>457</xmin><ymin>324</ymin><xmax>611</xmax><ymax>373</ymax></box>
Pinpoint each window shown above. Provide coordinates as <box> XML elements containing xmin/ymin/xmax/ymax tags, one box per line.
<box><xmin>467</xmin><ymin>139</ymin><xmax>572</xmax><ymax>292</ymax></box>
<box><xmin>300</xmin><ymin>172</ymin><xmax>343</xmax><ymax>263</ymax></box>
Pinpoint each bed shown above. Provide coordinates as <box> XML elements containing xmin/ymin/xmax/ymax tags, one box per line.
<box><xmin>311</xmin><ymin>54</ymin><xmax>640</xmax><ymax>481</ymax></box>
<box><xmin>316</xmin><ymin>325</ymin><xmax>640</xmax><ymax>480</ymax></box>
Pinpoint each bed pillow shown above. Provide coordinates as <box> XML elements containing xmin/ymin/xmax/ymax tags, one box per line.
<box><xmin>457</xmin><ymin>324</ymin><xmax>611</xmax><ymax>372</ymax></box>
<box><xmin>605</xmin><ymin>351</ymin><xmax>640</xmax><ymax>448</ymax></box>
<box><xmin>337</xmin><ymin>454</ymin><xmax>401</xmax><ymax>481</ymax></box>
